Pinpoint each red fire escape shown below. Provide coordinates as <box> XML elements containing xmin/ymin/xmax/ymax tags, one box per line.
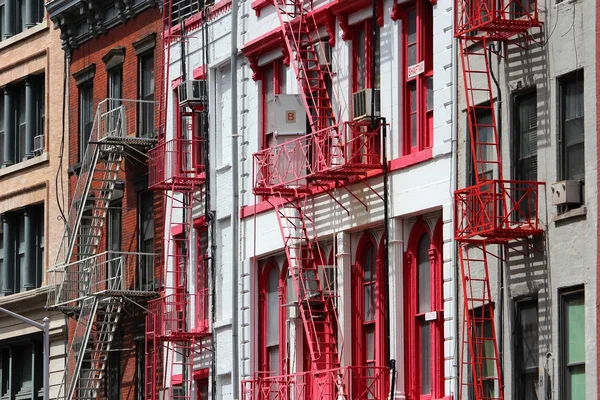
<box><xmin>244</xmin><ymin>1</ymin><xmax>386</xmax><ymax>399</ymax></box>
<box><xmin>453</xmin><ymin>2</ymin><xmax>543</xmax><ymax>400</ymax></box>
<box><xmin>145</xmin><ymin>0</ymin><xmax>209</xmax><ymax>399</ymax></box>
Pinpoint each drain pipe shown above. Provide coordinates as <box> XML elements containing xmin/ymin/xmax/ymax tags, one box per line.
<box><xmin>451</xmin><ymin>33</ymin><xmax>459</xmax><ymax>400</ymax></box>
<box><xmin>230</xmin><ymin>0</ymin><xmax>240</xmax><ymax>397</ymax></box>
<box><xmin>488</xmin><ymin>42</ymin><xmax>505</xmax><ymax>387</ymax></box>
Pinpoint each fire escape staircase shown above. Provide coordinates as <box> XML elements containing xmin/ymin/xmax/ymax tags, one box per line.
<box><xmin>275</xmin><ymin>197</ymin><xmax>339</xmax><ymax>370</ymax></box>
<box><xmin>51</xmin><ymin>103</ymin><xmax>128</xmax><ymax>400</ymax></box>
<box><xmin>453</xmin><ymin>3</ymin><xmax>544</xmax><ymax>400</ymax></box>
<box><xmin>269</xmin><ymin>0</ymin><xmax>341</xmax><ymax>375</ymax></box>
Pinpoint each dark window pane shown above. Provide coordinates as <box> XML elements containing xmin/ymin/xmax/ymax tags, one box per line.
<box><xmin>417</xmin><ymin>234</ymin><xmax>431</xmax><ymax>313</ymax></box>
<box><xmin>420</xmin><ymin>321</ymin><xmax>431</xmax><ymax>394</ymax></box>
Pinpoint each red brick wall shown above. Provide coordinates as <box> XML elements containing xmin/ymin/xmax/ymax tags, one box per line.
<box><xmin>66</xmin><ymin>7</ymin><xmax>163</xmax><ymax>400</ymax></box>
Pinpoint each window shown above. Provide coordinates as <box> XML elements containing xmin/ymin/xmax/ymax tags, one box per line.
<box><xmin>79</xmin><ymin>81</ymin><xmax>94</xmax><ymax>162</ymax></box>
<box><xmin>107</xmin><ymin>200</ymin><xmax>122</xmax><ymax>288</ymax></box>
<box><xmin>353</xmin><ymin>232</ymin><xmax>386</xmax><ymax>398</ymax></box>
<box><xmin>0</xmin><ymin>204</ymin><xmax>44</xmax><ymax>295</ymax></box>
<box><xmin>108</xmin><ymin>66</ymin><xmax>123</xmax><ymax>108</ymax></box>
<box><xmin>514</xmin><ymin>90</ymin><xmax>538</xmax><ymax>182</ymax></box>
<box><xmin>258</xmin><ymin>260</ymin><xmax>287</xmax><ymax>375</ymax></box>
<box><xmin>405</xmin><ymin>220</ymin><xmax>444</xmax><ymax>399</ymax></box>
<box><xmin>138</xmin><ymin>51</ymin><xmax>155</xmax><ymax>138</ymax></box>
<box><xmin>467</xmin><ymin>105</ymin><xmax>494</xmax><ymax>185</ymax></box>
<box><xmin>0</xmin><ymin>0</ymin><xmax>43</xmax><ymax>40</ymax></box>
<box><xmin>196</xmin><ymin>224</ymin><xmax>209</xmax><ymax>332</ymax></box>
<box><xmin>560</xmin><ymin>287</ymin><xmax>584</xmax><ymax>400</ymax></box>
<box><xmin>352</xmin><ymin>20</ymin><xmax>380</xmax><ymax>93</ymax></box>
<box><xmin>138</xmin><ymin>191</ymin><xmax>154</xmax><ymax>290</ymax></box>
<box><xmin>513</xmin><ymin>0</ymin><xmax>534</xmax><ymax>16</ymax></box>
<box><xmin>402</xmin><ymin>1</ymin><xmax>433</xmax><ymax>155</ymax></box>
<box><xmin>0</xmin><ymin>335</ymin><xmax>43</xmax><ymax>400</ymax></box>
<box><xmin>196</xmin><ymin>376</ymin><xmax>209</xmax><ymax>400</ymax></box>
<box><xmin>0</xmin><ymin>76</ymin><xmax>45</xmax><ymax>167</ymax></box>
<box><xmin>559</xmin><ymin>71</ymin><xmax>584</xmax><ymax>182</ymax></box>
<box><xmin>514</xmin><ymin>299</ymin><xmax>539</xmax><ymax>400</ymax></box>
<box><xmin>468</xmin><ymin>306</ymin><xmax>496</xmax><ymax>399</ymax></box>
<box><xmin>106</xmin><ymin>330</ymin><xmax>121</xmax><ymax>400</ymax></box>
<box><xmin>261</xmin><ymin>61</ymin><xmax>286</xmax><ymax>150</ymax></box>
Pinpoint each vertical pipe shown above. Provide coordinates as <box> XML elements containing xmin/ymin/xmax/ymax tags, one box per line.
<box><xmin>230</xmin><ymin>0</ymin><xmax>240</xmax><ymax>397</ymax></box>
<box><xmin>43</xmin><ymin>317</ymin><xmax>49</xmax><ymax>400</ymax></box>
<box><xmin>451</xmin><ymin>33</ymin><xmax>459</xmax><ymax>400</ymax></box>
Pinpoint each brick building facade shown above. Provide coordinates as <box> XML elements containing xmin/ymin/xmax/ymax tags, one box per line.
<box><xmin>46</xmin><ymin>1</ymin><xmax>163</xmax><ymax>399</ymax></box>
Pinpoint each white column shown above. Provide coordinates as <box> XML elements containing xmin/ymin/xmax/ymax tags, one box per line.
<box><xmin>335</xmin><ymin>231</ymin><xmax>352</xmax><ymax>368</ymax></box>
<box><xmin>388</xmin><ymin>217</ymin><xmax>405</xmax><ymax>399</ymax></box>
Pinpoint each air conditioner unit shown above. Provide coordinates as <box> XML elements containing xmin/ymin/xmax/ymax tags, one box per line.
<box><xmin>551</xmin><ymin>180</ymin><xmax>581</xmax><ymax>206</ymax></box>
<box><xmin>353</xmin><ymin>88</ymin><xmax>381</xmax><ymax>120</ymax></box>
<box><xmin>178</xmin><ymin>80</ymin><xmax>208</xmax><ymax>107</ymax></box>
<box><xmin>33</xmin><ymin>134</ymin><xmax>44</xmax><ymax>155</ymax></box>
<box><xmin>314</xmin><ymin>41</ymin><xmax>332</xmax><ymax>66</ymax></box>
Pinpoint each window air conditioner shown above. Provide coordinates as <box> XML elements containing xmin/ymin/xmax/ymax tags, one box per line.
<box><xmin>33</xmin><ymin>134</ymin><xmax>45</xmax><ymax>155</ymax></box>
<box><xmin>551</xmin><ymin>180</ymin><xmax>581</xmax><ymax>206</ymax></box>
<box><xmin>353</xmin><ymin>88</ymin><xmax>381</xmax><ymax>120</ymax></box>
<box><xmin>178</xmin><ymin>80</ymin><xmax>208</xmax><ymax>107</ymax></box>
<box><xmin>314</xmin><ymin>41</ymin><xmax>332</xmax><ymax>66</ymax></box>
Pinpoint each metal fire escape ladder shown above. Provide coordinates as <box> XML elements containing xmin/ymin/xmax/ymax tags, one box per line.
<box><xmin>274</xmin><ymin>195</ymin><xmax>340</xmax><ymax>370</ymax></box>
<box><xmin>460</xmin><ymin>38</ymin><xmax>503</xmax><ymax>185</ymax></box>
<box><xmin>455</xmin><ymin>2</ymin><xmax>543</xmax><ymax>398</ymax></box>
<box><xmin>273</xmin><ymin>0</ymin><xmax>336</xmax><ymax>132</ymax></box>
<box><xmin>76</xmin><ymin>296</ymin><xmax>124</xmax><ymax>400</ymax></box>
<box><xmin>458</xmin><ymin>243</ymin><xmax>503</xmax><ymax>400</ymax></box>
<box><xmin>52</xmin><ymin>105</ymin><xmax>125</xmax><ymax>400</ymax></box>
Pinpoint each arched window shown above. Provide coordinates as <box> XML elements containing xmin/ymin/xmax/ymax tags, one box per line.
<box><xmin>353</xmin><ymin>232</ymin><xmax>386</xmax><ymax>398</ymax></box>
<box><xmin>405</xmin><ymin>219</ymin><xmax>444</xmax><ymax>399</ymax></box>
<box><xmin>258</xmin><ymin>260</ymin><xmax>287</xmax><ymax>375</ymax></box>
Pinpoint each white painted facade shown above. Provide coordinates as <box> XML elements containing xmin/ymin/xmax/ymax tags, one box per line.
<box><xmin>164</xmin><ymin>0</ymin><xmax>458</xmax><ymax>398</ymax></box>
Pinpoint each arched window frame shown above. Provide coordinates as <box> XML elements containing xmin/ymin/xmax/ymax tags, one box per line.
<box><xmin>352</xmin><ymin>232</ymin><xmax>387</xmax><ymax>378</ymax></box>
<box><xmin>404</xmin><ymin>218</ymin><xmax>445</xmax><ymax>399</ymax></box>
<box><xmin>258</xmin><ymin>258</ymin><xmax>288</xmax><ymax>376</ymax></box>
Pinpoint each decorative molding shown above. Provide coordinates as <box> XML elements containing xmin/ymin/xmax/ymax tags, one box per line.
<box><xmin>324</xmin><ymin>10</ymin><xmax>336</xmax><ymax>46</ymax></box>
<box><xmin>132</xmin><ymin>32</ymin><xmax>156</xmax><ymax>55</ymax></box>
<box><xmin>337</xmin><ymin>13</ymin><xmax>350</xmax><ymax>41</ymax></box>
<box><xmin>72</xmin><ymin>64</ymin><xmax>96</xmax><ymax>85</ymax></box>
<box><xmin>251</xmin><ymin>0</ymin><xmax>271</xmax><ymax>16</ymax></box>
<box><xmin>247</xmin><ymin>56</ymin><xmax>260</xmax><ymax>81</ymax></box>
<box><xmin>102</xmin><ymin>47</ymin><xmax>126</xmax><ymax>70</ymax></box>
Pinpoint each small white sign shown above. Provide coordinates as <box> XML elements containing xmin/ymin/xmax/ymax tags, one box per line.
<box><xmin>408</xmin><ymin>61</ymin><xmax>425</xmax><ymax>79</ymax></box>
<box><xmin>425</xmin><ymin>311</ymin><xmax>437</xmax><ymax>321</ymax></box>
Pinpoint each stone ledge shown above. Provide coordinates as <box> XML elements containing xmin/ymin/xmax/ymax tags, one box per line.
<box><xmin>0</xmin><ymin>152</ymin><xmax>49</xmax><ymax>179</ymax></box>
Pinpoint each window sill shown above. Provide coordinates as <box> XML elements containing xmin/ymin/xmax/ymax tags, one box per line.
<box><xmin>0</xmin><ymin>20</ymin><xmax>49</xmax><ymax>51</ymax></box>
<box><xmin>0</xmin><ymin>153</ymin><xmax>49</xmax><ymax>179</ymax></box>
<box><xmin>0</xmin><ymin>286</ymin><xmax>48</xmax><ymax>307</ymax></box>
<box><xmin>389</xmin><ymin>148</ymin><xmax>433</xmax><ymax>171</ymax></box>
<box><xmin>552</xmin><ymin>205</ymin><xmax>586</xmax><ymax>223</ymax></box>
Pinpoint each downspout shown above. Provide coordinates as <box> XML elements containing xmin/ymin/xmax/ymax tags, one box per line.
<box><xmin>488</xmin><ymin>42</ymin><xmax>504</xmax><ymax>387</ymax></box>
<box><xmin>230</xmin><ymin>0</ymin><xmax>240</xmax><ymax>397</ymax></box>
<box><xmin>451</xmin><ymin>33</ymin><xmax>459</xmax><ymax>400</ymax></box>
<box><xmin>369</xmin><ymin>0</ymin><xmax>392</xmax><ymax>383</ymax></box>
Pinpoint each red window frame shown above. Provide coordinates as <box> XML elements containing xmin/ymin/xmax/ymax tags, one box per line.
<box><xmin>173</xmin><ymin>233</ymin><xmax>187</xmax><ymax>332</ymax></box>
<box><xmin>352</xmin><ymin>232</ymin><xmax>386</xmax><ymax>396</ymax></box>
<box><xmin>404</xmin><ymin>218</ymin><xmax>444</xmax><ymax>400</ymax></box>
<box><xmin>195</xmin><ymin>224</ymin><xmax>209</xmax><ymax>333</ymax></box>
<box><xmin>257</xmin><ymin>259</ymin><xmax>288</xmax><ymax>376</ymax></box>
<box><xmin>401</xmin><ymin>1</ymin><xmax>433</xmax><ymax>156</ymax></box>
<box><xmin>351</xmin><ymin>20</ymin><xmax>379</xmax><ymax>93</ymax></box>
<box><xmin>261</xmin><ymin>61</ymin><xmax>286</xmax><ymax>150</ymax></box>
